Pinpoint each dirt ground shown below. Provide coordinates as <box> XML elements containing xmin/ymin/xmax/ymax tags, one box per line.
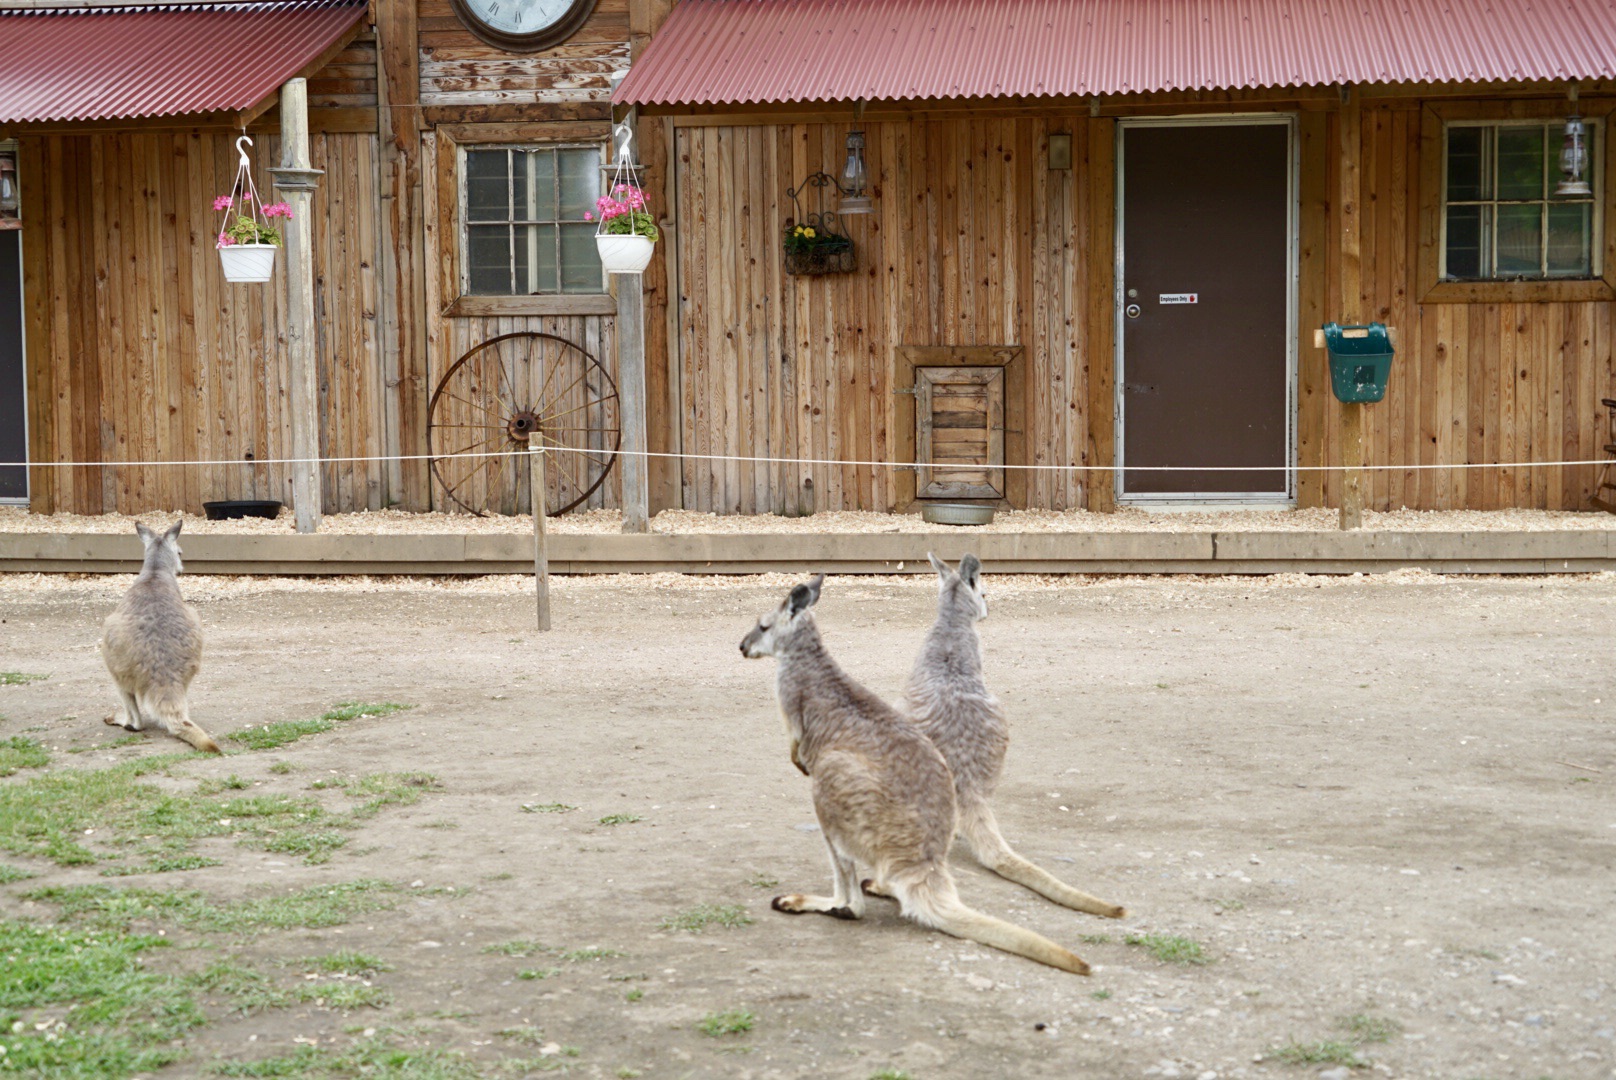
<box><xmin>2</xmin><ymin>569</ymin><xmax>1614</xmax><ymax>1080</ymax></box>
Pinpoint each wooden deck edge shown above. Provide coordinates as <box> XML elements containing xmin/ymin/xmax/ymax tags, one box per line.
<box><xmin>1</xmin><ymin>531</ymin><xmax>1613</xmax><ymax>575</ymax></box>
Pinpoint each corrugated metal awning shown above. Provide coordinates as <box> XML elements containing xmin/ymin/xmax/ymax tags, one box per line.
<box><xmin>614</xmin><ymin>0</ymin><xmax>1616</xmax><ymax>107</ymax></box>
<box><xmin>0</xmin><ymin>0</ymin><xmax>369</xmax><ymax>126</ymax></box>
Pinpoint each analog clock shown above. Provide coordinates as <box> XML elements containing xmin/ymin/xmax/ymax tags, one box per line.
<box><xmin>447</xmin><ymin>0</ymin><xmax>597</xmax><ymax>52</ymax></box>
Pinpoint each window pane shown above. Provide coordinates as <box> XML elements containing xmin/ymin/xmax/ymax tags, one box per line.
<box><xmin>467</xmin><ymin>224</ymin><xmax>512</xmax><ymax>294</ymax></box>
<box><xmin>1546</xmin><ymin>202</ymin><xmax>1593</xmax><ymax>276</ymax></box>
<box><xmin>559</xmin><ymin>223</ymin><xmax>603</xmax><ymax>293</ymax></box>
<box><xmin>466</xmin><ymin>151</ymin><xmax>509</xmax><ymax>222</ymax></box>
<box><xmin>559</xmin><ymin>150</ymin><xmax>599</xmax><ymax>221</ymax></box>
<box><xmin>1445</xmin><ymin>204</ymin><xmax>1487</xmax><ymax>279</ymax></box>
<box><xmin>517</xmin><ymin>224</ymin><xmax>558</xmax><ymax>294</ymax></box>
<box><xmin>521</xmin><ymin>151</ymin><xmax>556</xmax><ymax>222</ymax></box>
<box><xmin>1496</xmin><ymin>126</ymin><xmax>1544</xmax><ymax>200</ymax></box>
<box><xmin>1495</xmin><ymin>203</ymin><xmax>1542</xmax><ymax>277</ymax></box>
<box><xmin>1446</xmin><ymin>126</ymin><xmax>1485</xmax><ymax>201</ymax></box>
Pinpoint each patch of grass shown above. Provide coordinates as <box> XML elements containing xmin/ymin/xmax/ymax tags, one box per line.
<box><xmin>494</xmin><ymin>1026</ymin><xmax>546</xmax><ymax>1046</ymax></box>
<box><xmin>0</xmin><ymin>916</ymin><xmax>204</xmax><ymax>1076</ymax></box>
<box><xmin>227</xmin><ymin>702</ymin><xmax>412</xmax><ymax>751</ymax></box>
<box><xmin>419</xmin><ymin>820</ymin><xmax>459</xmax><ymax>830</ymax></box>
<box><xmin>196</xmin><ymin>960</ymin><xmax>295</xmax><ymax>1013</ymax></box>
<box><xmin>617</xmin><ymin>1070</ymin><xmax>642</xmax><ymax>1079</ymax></box>
<box><xmin>0</xmin><ymin>671</ymin><xmax>48</xmax><ymax>685</ymax></box>
<box><xmin>747</xmin><ymin>873</ymin><xmax>779</xmax><ymax>889</ymax></box>
<box><xmin>300</xmin><ymin>950</ymin><xmax>392</xmax><ymax>976</ymax></box>
<box><xmin>1124</xmin><ymin>932</ymin><xmax>1209</xmax><ymax>965</ymax></box>
<box><xmin>0</xmin><ymin>735</ymin><xmax>49</xmax><ymax>776</ymax></box>
<box><xmin>597</xmin><ymin>813</ymin><xmax>642</xmax><ymax>826</ymax></box>
<box><xmin>516</xmin><ymin>968</ymin><xmax>562</xmax><ymax>981</ymax></box>
<box><xmin>482</xmin><ymin>939</ymin><xmax>549</xmax><ymax>958</ymax></box>
<box><xmin>27</xmin><ymin>879</ymin><xmax>399</xmax><ymax>935</ymax></box>
<box><xmin>1212</xmin><ymin>897</ymin><xmax>1246</xmax><ymax>913</ymax></box>
<box><xmin>1091</xmin><ymin>989</ymin><xmax>1112</xmax><ymax>1000</ymax></box>
<box><xmin>343</xmin><ymin>772</ymin><xmax>440</xmax><ymax>818</ymax></box>
<box><xmin>0</xmin><ymin>863</ymin><xmax>36</xmax><ymax>884</ymax></box>
<box><xmin>658</xmin><ymin>904</ymin><xmax>753</xmax><ymax>933</ymax></box>
<box><xmin>870</xmin><ymin>1071</ymin><xmax>913</xmax><ymax>1080</ymax></box>
<box><xmin>293</xmin><ymin>981</ymin><xmax>389</xmax><ymax>1010</ymax></box>
<box><xmin>560</xmin><ymin>947</ymin><xmax>622</xmax><ymax>963</ymax></box>
<box><xmin>213</xmin><ymin>1036</ymin><xmax>486</xmax><ymax>1079</ymax></box>
<box><xmin>1340</xmin><ymin>1013</ymin><xmax>1403</xmax><ymax>1044</ymax></box>
<box><xmin>624</xmin><ymin>988</ymin><xmax>643</xmax><ymax>1002</ymax></box>
<box><xmin>698</xmin><ymin>1009</ymin><xmax>756</xmax><ymax>1037</ymax></box>
<box><xmin>1269</xmin><ymin>1040</ymin><xmax>1367</xmax><ymax>1067</ymax></box>
<box><xmin>99</xmin><ymin>854</ymin><xmax>222</xmax><ymax>877</ymax></box>
<box><xmin>196</xmin><ymin>775</ymin><xmax>251</xmax><ymax>794</ymax></box>
<box><xmin>1079</xmin><ymin>933</ymin><xmax>1112</xmax><ymax>945</ymax></box>
<box><xmin>521</xmin><ymin>802</ymin><xmax>577</xmax><ymax>814</ymax></box>
<box><xmin>267</xmin><ymin>761</ymin><xmax>294</xmax><ymax>775</ymax></box>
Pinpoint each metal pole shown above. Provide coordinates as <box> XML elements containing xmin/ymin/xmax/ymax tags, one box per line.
<box><xmin>270</xmin><ymin>77</ymin><xmax>324</xmax><ymax>534</ymax></box>
<box><xmin>529</xmin><ymin>434</ymin><xmax>550</xmax><ymax>631</ymax></box>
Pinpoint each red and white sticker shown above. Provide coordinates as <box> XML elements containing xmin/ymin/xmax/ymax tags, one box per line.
<box><xmin>1159</xmin><ymin>293</ymin><xmax>1199</xmax><ymax>304</ymax></box>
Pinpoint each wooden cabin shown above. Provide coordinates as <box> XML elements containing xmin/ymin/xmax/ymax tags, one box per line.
<box><xmin>3</xmin><ymin>0</ymin><xmax>1615</xmax><ymax>522</ymax></box>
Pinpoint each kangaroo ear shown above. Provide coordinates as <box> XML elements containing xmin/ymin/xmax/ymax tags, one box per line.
<box><xmin>927</xmin><ymin>551</ymin><xmax>952</xmax><ymax>579</ymax></box>
<box><xmin>787</xmin><ymin>574</ymin><xmax>825</xmax><ymax>617</ymax></box>
<box><xmin>135</xmin><ymin>522</ymin><xmax>157</xmax><ymax>546</ymax></box>
<box><xmin>958</xmin><ymin>553</ymin><xmax>982</xmax><ymax>588</ymax></box>
<box><xmin>163</xmin><ymin>519</ymin><xmax>184</xmax><ymax>543</ymax></box>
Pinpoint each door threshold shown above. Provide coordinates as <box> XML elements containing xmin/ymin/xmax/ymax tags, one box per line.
<box><xmin>1117</xmin><ymin>501</ymin><xmax>1297</xmax><ymax>513</ymax></box>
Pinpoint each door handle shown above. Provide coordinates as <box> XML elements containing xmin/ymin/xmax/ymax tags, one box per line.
<box><xmin>1125</xmin><ymin>303</ymin><xmax>1142</xmax><ymax>319</ymax></box>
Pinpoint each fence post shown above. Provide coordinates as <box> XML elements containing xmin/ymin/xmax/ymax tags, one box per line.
<box><xmin>528</xmin><ymin>435</ymin><xmax>550</xmax><ymax>631</ymax></box>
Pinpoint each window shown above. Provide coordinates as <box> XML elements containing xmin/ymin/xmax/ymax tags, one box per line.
<box><xmin>463</xmin><ymin>145</ymin><xmax>603</xmax><ymax>295</ymax></box>
<box><xmin>1441</xmin><ymin>120</ymin><xmax>1602</xmax><ymax>281</ymax></box>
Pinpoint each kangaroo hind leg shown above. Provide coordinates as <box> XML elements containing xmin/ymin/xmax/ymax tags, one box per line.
<box><xmin>143</xmin><ymin>693</ymin><xmax>223</xmax><ymax>755</ymax></box>
<box><xmin>960</xmin><ymin>798</ymin><xmax>1126</xmax><ymax>919</ymax></box>
<box><xmin>773</xmin><ymin>836</ymin><xmax>864</xmax><ymax>921</ymax></box>
<box><xmin>105</xmin><ymin>686</ymin><xmax>145</xmax><ymax>731</ymax></box>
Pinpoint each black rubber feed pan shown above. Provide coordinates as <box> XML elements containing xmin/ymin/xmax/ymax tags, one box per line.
<box><xmin>203</xmin><ymin>500</ymin><xmax>283</xmax><ymax>521</ymax></box>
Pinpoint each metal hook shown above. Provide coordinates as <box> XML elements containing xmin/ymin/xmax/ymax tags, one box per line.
<box><xmin>235</xmin><ymin>135</ymin><xmax>253</xmax><ymax>171</ymax></box>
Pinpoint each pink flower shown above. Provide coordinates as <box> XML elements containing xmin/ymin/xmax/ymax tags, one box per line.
<box><xmin>262</xmin><ymin>202</ymin><xmax>293</xmax><ymax>220</ymax></box>
<box><xmin>213</xmin><ymin>194</ymin><xmax>234</xmax><ymax>211</ymax></box>
<box><xmin>583</xmin><ymin>211</ymin><xmax>593</xmax><ymax>221</ymax></box>
<box><xmin>217</xmin><ymin>233</ymin><xmax>237</xmax><ymax>247</ymax></box>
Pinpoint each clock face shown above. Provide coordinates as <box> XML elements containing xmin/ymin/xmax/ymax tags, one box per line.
<box><xmin>449</xmin><ymin>0</ymin><xmax>596</xmax><ymax>51</ymax></box>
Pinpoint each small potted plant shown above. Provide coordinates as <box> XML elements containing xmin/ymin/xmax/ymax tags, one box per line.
<box><xmin>215</xmin><ymin>194</ymin><xmax>291</xmax><ymax>284</ymax></box>
<box><xmin>783</xmin><ymin>219</ymin><xmax>854</xmax><ymax>276</ymax></box>
<box><xmin>590</xmin><ymin>183</ymin><xmax>658</xmax><ymax>275</ymax></box>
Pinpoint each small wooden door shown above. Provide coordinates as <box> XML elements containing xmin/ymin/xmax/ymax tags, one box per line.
<box><xmin>916</xmin><ymin>365</ymin><xmax>1004</xmax><ymax>499</ymax></box>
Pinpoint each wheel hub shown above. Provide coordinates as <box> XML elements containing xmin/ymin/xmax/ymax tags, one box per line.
<box><xmin>506</xmin><ymin>410</ymin><xmax>541</xmax><ymax>444</ymax></box>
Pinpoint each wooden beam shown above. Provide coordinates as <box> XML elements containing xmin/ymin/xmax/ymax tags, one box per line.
<box><xmin>1085</xmin><ymin>116</ymin><xmax>1117</xmax><ymax>513</ymax></box>
<box><xmin>1337</xmin><ymin>86</ymin><xmax>1365</xmax><ymax>531</ymax></box>
<box><xmin>271</xmin><ymin>78</ymin><xmax>324</xmax><ymax>533</ymax></box>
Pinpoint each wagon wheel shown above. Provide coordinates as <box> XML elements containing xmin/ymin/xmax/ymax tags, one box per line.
<box><xmin>427</xmin><ymin>331</ymin><xmax>620</xmax><ymax>516</ymax></box>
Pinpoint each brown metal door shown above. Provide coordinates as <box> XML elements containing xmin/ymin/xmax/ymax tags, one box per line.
<box><xmin>0</xmin><ymin>230</ymin><xmax>25</xmax><ymax>502</ymax></box>
<box><xmin>1120</xmin><ymin>122</ymin><xmax>1290</xmax><ymax>498</ymax></box>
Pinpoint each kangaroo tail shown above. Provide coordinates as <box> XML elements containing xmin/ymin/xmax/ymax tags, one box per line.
<box><xmin>892</xmin><ymin>868</ymin><xmax>1090</xmax><ymax>975</ymax></box>
<box><xmin>144</xmin><ymin>692</ymin><xmax>222</xmax><ymax>755</ymax></box>
<box><xmin>958</xmin><ymin>799</ymin><xmax>1127</xmax><ymax>918</ymax></box>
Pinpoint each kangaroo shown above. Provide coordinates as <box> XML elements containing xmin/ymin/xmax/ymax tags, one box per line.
<box><xmin>877</xmin><ymin>553</ymin><xmax>1124</xmax><ymax>918</ymax></box>
<box><xmin>99</xmin><ymin>520</ymin><xmax>221</xmax><ymax>754</ymax></box>
<box><xmin>740</xmin><ymin>574</ymin><xmax>1091</xmax><ymax>975</ymax></box>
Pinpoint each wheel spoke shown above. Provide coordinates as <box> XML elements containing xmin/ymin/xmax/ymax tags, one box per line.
<box><xmin>535</xmin><ymin>366</ymin><xmax>594</xmax><ymax>416</ymax></box>
<box><xmin>440</xmin><ymin>389</ymin><xmax>506</xmax><ymax>424</ymax></box>
<box><xmin>540</xmin><ymin>392</ymin><xmax>618</xmax><ymax>426</ymax></box>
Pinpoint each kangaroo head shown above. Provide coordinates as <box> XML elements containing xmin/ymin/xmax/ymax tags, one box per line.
<box><xmin>927</xmin><ymin>552</ymin><xmax>988</xmax><ymax>621</ymax></box>
<box><xmin>740</xmin><ymin>573</ymin><xmax>825</xmax><ymax>658</ymax></box>
<box><xmin>135</xmin><ymin>519</ymin><xmax>185</xmax><ymax>575</ymax></box>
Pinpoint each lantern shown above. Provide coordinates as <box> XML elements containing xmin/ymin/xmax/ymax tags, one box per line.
<box><xmin>838</xmin><ymin>130</ymin><xmax>872</xmax><ymax>215</ymax></box>
<box><xmin>1556</xmin><ymin>113</ymin><xmax>1591</xmax><ymax>197</ymax></box>
<box><xmin>0</xmin><ymin>146</ymin><xmax>19</xmax><ymax>227</ymax></box>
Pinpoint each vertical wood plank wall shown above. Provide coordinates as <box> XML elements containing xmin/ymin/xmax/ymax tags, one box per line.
<box><xmin>21</xmin><ymin>131</ymin><xmax>387</xmax><ymax>515</ymax></box>
<box><xmin>677</xmin><ymin>108</ymin><xmax>1615</xmax><ymax>513</ymax></box>
<box><xmin>673</xmin><ymin>116</ymin><xmax>1099</xmax><ymax>514</ymax></box>
<box><xmin>1298</xmin><ymin>102</ymin><xmax>1616</xmax><ymax>512</ymax></box>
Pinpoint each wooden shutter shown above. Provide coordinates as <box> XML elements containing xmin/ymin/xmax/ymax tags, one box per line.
<box><xmin>915</xmin><ymin>365</ymin><xmax>1005</xmax><ymax>499</ymax></box>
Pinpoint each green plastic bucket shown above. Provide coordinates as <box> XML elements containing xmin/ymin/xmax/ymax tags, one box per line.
<box><xmin>1322</xmin><ymin>322</ymin><xmax>1394</xmax><ymax>404</ymax></box>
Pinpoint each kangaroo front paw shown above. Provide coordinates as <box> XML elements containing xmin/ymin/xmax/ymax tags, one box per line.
<box><xmin>860</xmin><ymin>878</ymin><xmax>895</xmax><ymax>899</ymax></box>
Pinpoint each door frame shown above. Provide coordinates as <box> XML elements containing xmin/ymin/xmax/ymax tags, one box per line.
<box><xmin>1113</xmin><ymin>113</ymin><xmax>1300</xmax><ymax>507</ymax></box>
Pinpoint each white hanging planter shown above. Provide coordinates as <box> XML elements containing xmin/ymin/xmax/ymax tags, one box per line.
<box><xmin>595</xmin><ymin>234</ymin><xmax>654</xmax><ymax>275</ymax></box>
<box><xmin>218</xmin><ymin>244</ymin><xmax>278</xmax><ymax>283</ymax></box>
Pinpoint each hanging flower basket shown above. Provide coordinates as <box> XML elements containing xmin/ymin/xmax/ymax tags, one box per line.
<box><xmin>783</xmin><ymin>230</ymin><xmax>855</xmax><ymax>276</ymax></box>
<box><xmin>214</xmin><ymin>135</ymin><xmax>290</xmax><ymax>285</ymax></box>
<box><xmin>589</xmin><ymin>122</ymin><xmax>658</xmax><ymax>277</ymax></box>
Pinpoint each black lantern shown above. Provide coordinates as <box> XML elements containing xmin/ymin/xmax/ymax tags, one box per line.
<box><xmin>1556</xmin><ymin>113</ymin><xmax>1591</xmax><ymax>197</ymax></box>
<box><xmin>838</xmin><ymin>130</ymin><xmax>871</xmax><ymax>215</ymax></box>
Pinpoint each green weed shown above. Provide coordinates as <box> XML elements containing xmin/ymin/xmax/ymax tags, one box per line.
<box><xmin>625</xmin><ymin>987</ymin><xmax>643</xmax><ymax>1002</ymax></box>
<box><xmin>195</xmin><ymin>775</ymin><xmax>251</xmax><ymax>794</ymax></box>
<box><xmin>0</xmin><ymin>863</ymin><xmax>36</xmax><ymax>884</ymax></box>
<box><xmin>560</xmin><ymin>947</ymin><xmax>622</xmax><ymax>962</ymax></box>
<box><xmin>516</xmin><ymin>968</ymin><xmax>562</xmax><ymax>981</ymax></box>
<box><xmin>0</xmin><ymin>735</ymin><xmax>49</xmax><ymax>776</ymax></box>
<box><xmin>0</xmin><ymin>671</ymin><xmax>48</xmax><ymax>685</ymax></box>
<box><xmin>213</xmin><ymin>1035</ymin><xmax>486</xmax><ymax>1079</ymax></box>
<box><xmin>227</xmin><ymin>702</ymin><xmax>412</xmax><ymax>751</ymax></box>
<box><xmin>482</xmin><ymin>939</ymin><xmax>549</xmax><ymax>957</ymax></box>
<box><xmin>747</xmin><ymin>873</ymin><xmax>779</xmax><ymax>889</ymax></box>
<box><xmin>299</xmin><ymin>950</ymin><xmax>392</xmax><ymax>976</ymax></box>
<box><xmin>1091</xmin><ymin>989</ymin><xmax>1112</xmax><ymax>1000</ymax></box>
<box><xmin>1340</xmin><ymin>1013</ymin><xmax>1403</xmax><ymax>1043</ymax></box>
<box><xmin>659</xmin><ymin>904</ymin><xmax>753</xmax><ymax>933</ymax></box>
<box><xmin>698</xmin><ymin>1008</ymin><xmax>756</xmax><ymax>1037</ymax></box>
<box><xmin>1269</xmin><ymin>1040</ymin><xmax>1367</xmax><ymax>1067</ymax></box>
<box><xmin>267</xmin><ymin>761</ymin><xmax>294</xmax><ymax>775</ymax></box>
<box><xmin>1079</xmin><ymin>933</ymin><xmax>1112</xmax><ymax>945</ymax></box>
<box><xmin>495</xmin><ymin>1026</ymin><xmax>546</xmax><ymax>1046</ymax></box>
<box><xmin>27</xmin><ymin>879</ymin><xmax>399</xmax><ymax>934</ymax></box>
<box><xmin>597</xmin><ymin>813</ymin><xmax>642</xmax><ymax>826</ymax></box>
<box><xmin>1124</xmin><ymin>932</ymin><xmax>1209</xmax><ymax>965</ymax></box>
<box><xmin>869</xmin><ymin>1071</ymin><xmax>913</xmax><ymax>1080</ymax></box>
<box><xmin>521</xmin><ymin>802</ymin><xmax>577</xmax><ymax>814</ymax></box>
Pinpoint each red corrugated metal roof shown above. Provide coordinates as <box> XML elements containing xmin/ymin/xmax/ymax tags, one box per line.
<box><xmin>615</xmin><ymin>0</ymin><xmax>1616</xmax><ymax>106</ymax></box>
<box><xmin>0</xmin><ymin>0</ymin><xmax>368</xmax><ymax>125</ymax></box>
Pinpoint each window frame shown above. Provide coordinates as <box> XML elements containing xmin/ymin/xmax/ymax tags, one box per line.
<box><xmin>433</xmin><ymin>122</ymin><xmax>617</xmax><ymax>318</ymax></box>
<box><xmin>1418</xmin><ymin>99</ymin><xmax>1616</xmax><ymax>304</ymax></box>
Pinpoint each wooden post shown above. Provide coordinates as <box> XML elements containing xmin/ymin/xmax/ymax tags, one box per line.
<box><xmin>618</xmin><ymin>278</ymin><xmax>648</xmax><ymax>532</ymax></box>
<box><xmin>1337</xmin><ymin>86</ymin><xmax>1365</xmax><ymax>531</ymax></box>
<box><xmin>529</xmin><ymin>434</ymin><xmax>551</xmax><ymax>631</ymax></box>
<box><xmin>271</xmin><ymin>77</ymin><xmax>323</xmax><ymax>534</ymax></box>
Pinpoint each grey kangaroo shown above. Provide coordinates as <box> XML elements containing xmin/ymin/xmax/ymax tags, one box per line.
<box><xmin>885</xmin><ymin>553</ymin><xmax>1125</xmax><ymax>918</ymax></box>
<box><xmin>99</xmin><ymin>521</ymin><xmax>221</xmax><ymax>754</ymax></box>
<box><xmin>740</xmin><ymin>574</ymin><xmax>1091</xmax><ymax>975</ymax></box>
